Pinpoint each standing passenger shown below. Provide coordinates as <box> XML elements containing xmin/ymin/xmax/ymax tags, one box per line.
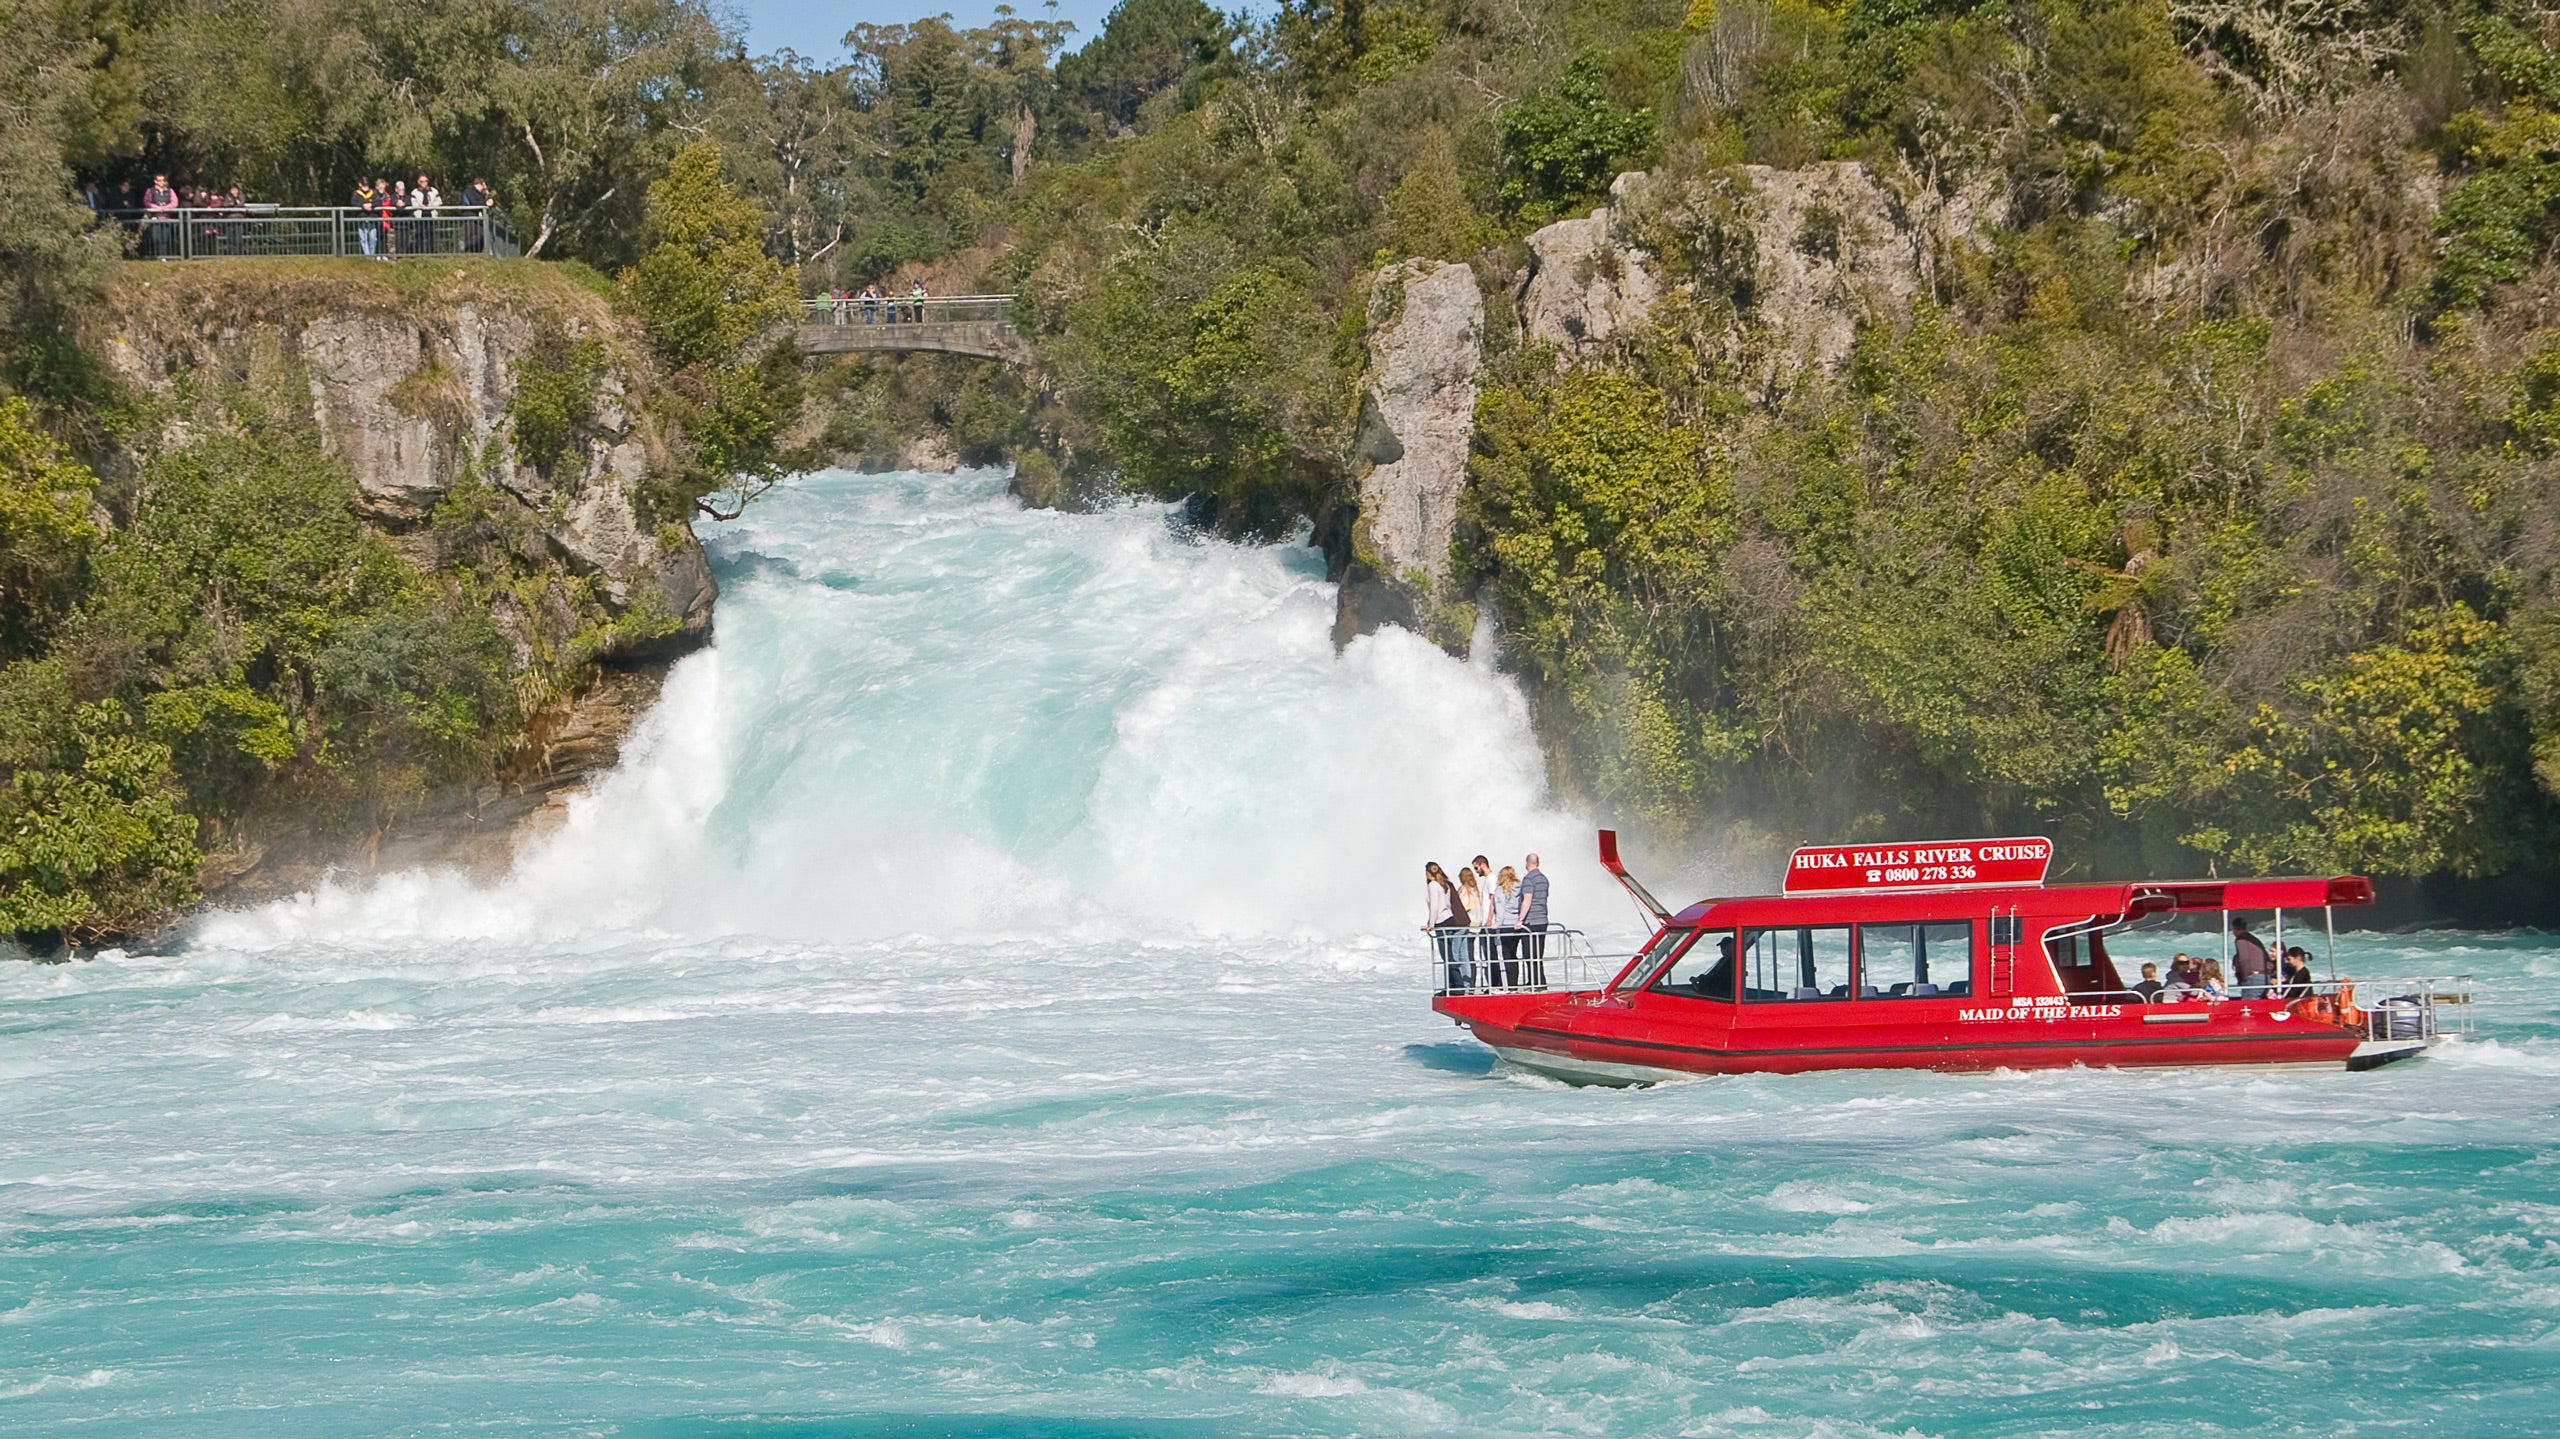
<box><xmin>1489</xmin><ymin>866</ymin><xmax>1525</xmax><ymax>987</ymax></box>
<box><xmin>1423</xmin><ymin>862</ymin><xmax>1465</xmax><ymax>990</ymax></box>
<box><xmin>1517</xmin><ymin>852</ymin><xmax>1549</xmax><ymax>986</ymax></box>
<box><xmin>1456</xmin><ymin>866</ymin><xmax>1486</xmax><ymax>988</ymax></box>
<box><xmin>2230</xmin><ymin>920</ymin><xmax>2272</xmax><ymax>998</ymax></box>
<box><xmin>1518</xmin><ymin>853</ymin><xmax>1549</xmax><ymax>951</ymax></box>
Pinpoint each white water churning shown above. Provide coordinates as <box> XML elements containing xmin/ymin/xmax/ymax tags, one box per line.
<box><xmin>2</xmin><ymin>469</ymin><xmax>2555</xmax><ymax>1437</ymax></box>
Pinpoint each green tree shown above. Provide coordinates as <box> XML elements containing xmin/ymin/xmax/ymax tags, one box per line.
<box><xmin>0</xmin><ymin>397</ymin><xmax>97</xmax><ymax>662</ymax></box>
<box><xmin>0</xmin><ymin>701</ymin><xmax>200</xmax><ymax>942</ymax></box>
<box><xmin>622</xmin><ymin>140</ymin><xmax>803</xmax><ymax>517</ymax></box>
<box><xmin>1497</xmin><ymin>50</ymin><xmax>1658</xmax><ymax>219</ymax></box>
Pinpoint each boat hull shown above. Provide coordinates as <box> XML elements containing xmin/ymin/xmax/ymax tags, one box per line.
<box><xmin>1434</xmin><ymin>991</ymin><xmax>2402</xmax><ymax>1084</ymax></box>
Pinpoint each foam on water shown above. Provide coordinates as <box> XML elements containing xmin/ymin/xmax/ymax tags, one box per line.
<box><xmin>2</xmin><ymin>470</ymin><xmax>2556</xmax><ymax>1437</ymax></box>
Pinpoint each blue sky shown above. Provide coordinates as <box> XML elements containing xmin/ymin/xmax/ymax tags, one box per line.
<box><xmin>726</xmin><ymin>0</ymin><xmax>1124</xmax><ymax>60</ymax></box>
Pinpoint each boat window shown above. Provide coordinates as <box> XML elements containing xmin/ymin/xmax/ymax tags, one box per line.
<box><xmin>1857</xmin><ymin>922</ymin><xmax>1974</xmax><ymax>998</ymax></box>
<box><xmin>1742</xmin><ymin>925</ymin><xmax>1852</xmax><ymax>1001</ymax></box>
<box><xmin>1648</xmin><ymin>930</ymin><xmax>1737</xmax><ymax>1001</ymax></box>
<box><xmin>1616</xmin><ymin>927</ymin><xmax>1697</xmax><ymax>992</ymax></box>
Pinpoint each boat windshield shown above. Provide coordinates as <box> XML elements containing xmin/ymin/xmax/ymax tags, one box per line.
<box><xmin>1615</xmin><ymin>926</ymin><xmax>1698</xmax><ymax>992</ymax></box>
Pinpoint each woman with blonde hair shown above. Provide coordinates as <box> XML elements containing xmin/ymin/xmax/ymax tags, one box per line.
<box><xmin>2200</xmin><ymin>958</ymin><xmax>2229</xmax><ymax>1002</ymax></box>
<box><xmin>1456</xmin><ymin>865</ymin><xmax>1487</xmax><ymax>986</ymax></box>
<box><xmin>1488</xmin><ymin>865</ymin><xmax>1525</xmax><ymax>986</ymax></box>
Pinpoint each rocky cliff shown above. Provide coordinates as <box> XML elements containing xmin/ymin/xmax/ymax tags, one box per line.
<box><xmin>1523</xmin><ymin>161</ymin><xmax>2000</xmax><ymax>397</ymax></box>
<box><xmin>1338</xmin><ymin>259</ymin><xmax>1485</xmax><ymax>648</ymax></box>
<box><xmin>1334</xmin><ymin>161</ymin><xmax>2000</xmax><ymax>647</ymax></box>
<box><xmin>95</xmin><ymin>261</ymin><xmax>715</xmax><ymax>897</ymax></box>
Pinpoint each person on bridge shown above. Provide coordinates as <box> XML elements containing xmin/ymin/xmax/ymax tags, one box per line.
<box><xmin>859</xmin><ymin>284</ymin><xmax>881</xmax><ymax>324</ymax></box>
<box><xmin>908</xmin><ymin>279</ymin><xmax>928</xmax><ymax>323</ymax></box>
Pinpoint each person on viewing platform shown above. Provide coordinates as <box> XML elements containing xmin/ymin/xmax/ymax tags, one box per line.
<box><xmin>2278</xmin><ymin>946</ymin><xmax>2316</xmax><ymax>1000</ymax></box>
<box><xmin>353</xmin><ymin>179</ymin><xmax>380</xmax><ymax>255</ymax></box>
<box><xmin>2131</xmin><ymin>962</ymin><xmax>2164</xmax><ymax>1002</ymax></box>
<box><xmin>82</xmin><ymin>180</ymin><xmax>104</xmax><ymax>214</ymax></box>
<box><xmin>373</xmin><ymin>178</ymin><xmax>398</xmax><ymax>257</ymax></box>
<box><xmin>2199</xmin><ymin>958</ymin><xmax>2229</xmax><ymax>1002</ymax></box>
<box><xmin>2230</xmin><ymin>920</ymin><xmax>2272</xmax><ymax>998</ymax></box>
<box><xmin>142</xmin><ymin>174</ymin><xmax>178</xmax><ymax>257</ymax></box>
<box><xmin>413</xmin><ymin>175</ymin><xmax>442</xmax><ymax>252</ymax></box>
<box><xmin>462</xmin><ymin>179</ymin><xmax>496</xmax><ymax>251</ymax></box>
<box><xmin>908</xmin><ymin>279</ymin><xmax>928</xmax><ymax>322</ymax></box>
<box><xmin>859</xmin><ymin>284</ymin><xmax>881</xmax><ymax>323</ymax></box>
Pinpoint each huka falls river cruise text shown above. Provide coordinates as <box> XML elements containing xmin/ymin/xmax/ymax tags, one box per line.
<box><xmin>1435</xmin><ymin>832</ymin><xmax>2474</xmax><ymax>1083</ymax></box>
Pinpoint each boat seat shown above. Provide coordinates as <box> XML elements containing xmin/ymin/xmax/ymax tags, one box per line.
<box><xmin>1945</xmin><ymin>982</ymin><xmax>1970</xmax><ymax>996</ymax></box>
<box><xmin>1859</xmin><ymin>985</ymin><xmax>1883</xmax><ymax>998</ymax></box>
<box><xmin>1908</xmin><ymin>982</ymin><xmax>1938</xmax><ymax>997</ymax></box>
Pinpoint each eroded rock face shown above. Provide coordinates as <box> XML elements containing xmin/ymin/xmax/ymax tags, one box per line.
<box><xmin>1336</xmin><ymin>260</ymin><xmax>1485</xmax><ymax>649</ymax></box>
<box><xmin>1518</xmin><ymin>173</ymin><xmax>1663</xmax><ymax>363</ymax></box>
<box><xmin>95</xmin><ymin>266</ymin><xmax>721</xmax><ymax>900</ymax></box>
<box><xmin>1519</xmin><ymin>162</ymin><xmax>2003</xmax><ymax>396</ymax></box>
<box><xmin>1357</xmin><ymin>260</ymin><xmax>1484</xmax><ymax>590</ymax></box>
<box><xmin>101</xmin><ymin>269</ymin><xmax>711</xmax><ymax>651</ymax></box>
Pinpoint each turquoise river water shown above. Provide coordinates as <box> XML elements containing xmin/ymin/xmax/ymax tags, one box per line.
<box><xmin>3</xmin><ymin>469</ymin><xmax>2557</xmax><ymax>1436</ymax></box>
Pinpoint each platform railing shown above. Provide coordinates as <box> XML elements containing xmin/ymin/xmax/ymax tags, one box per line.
<box><xmin>107</xmin><ymin>206</ymin><xmax>520</xmax><ymax>259</ymax></box>
<box><xmin>803</xmin><ymin>294</ymin><xmax>1016</xmax><ymax>326</ymax></box>
<box><xmin>1432</xmin><ymin>927</ymin><xmax>1631</xmax><ymax>996</ymax></box>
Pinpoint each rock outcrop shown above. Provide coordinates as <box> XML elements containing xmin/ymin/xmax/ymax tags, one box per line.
<box><xmin>1337</xmin><ymin>259</ymin><xmax>1484</xmax><ymax>649</ymax></box>
<box><xmin>1520</xmin><ymin>161</ymin><xmax>2002</xmax><ymax>398</ymax></box>
<box><xmin>1518</xmin><ymin>172</ymin><xmax>1664</xmax><ymax>365</ymax></box>
<box><xmin>101</xmin><ymin>265</ymin><xmax>712</xmax><ymax>643</ymax></box>
<box><xmin>95</xmin><ymin>262</ymin><xmax>717</xmax><ymax>895</ymax></box>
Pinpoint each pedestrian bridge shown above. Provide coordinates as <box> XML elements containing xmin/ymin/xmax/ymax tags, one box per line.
<box><xmin>795</xmin><ymin>295</ymin><xmax>1030</xmax><ymax>364</ymax></box>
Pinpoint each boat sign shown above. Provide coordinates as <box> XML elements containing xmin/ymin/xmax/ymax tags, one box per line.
<box><xmin>1783</xmin><ymin>837</ymin><xmax>2053</xmax><ymax>895</ymax></box>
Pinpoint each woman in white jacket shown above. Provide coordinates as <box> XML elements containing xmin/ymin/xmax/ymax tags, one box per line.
<box><xmin>1423</xmin><ymin>862</ymin><xmax>1467</xmax><ymax>989</ymax></box>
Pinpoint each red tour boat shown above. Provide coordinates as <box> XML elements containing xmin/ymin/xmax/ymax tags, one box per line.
<box><xmin>1431</xmin><ymin>832</ymin><xmax>2471</xmax><ymax>1084</ymax></box>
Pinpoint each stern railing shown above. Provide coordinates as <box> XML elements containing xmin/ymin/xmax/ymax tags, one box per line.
<box><xmin>2047</xmin><ymin>975</ymin><xmax>2474</xmax><ymax>1041</ymax></box>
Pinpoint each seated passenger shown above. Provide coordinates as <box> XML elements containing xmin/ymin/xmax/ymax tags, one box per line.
<box><xmin>2163</xmin><ymin>952</ymin><xmax>2205</xmax><ymax>999</ymax></box>
<box><xmin>2199</xmin><ymin>958</ymin><xmax>2229</xmax><ymax>1002</ymax></box>
<box><xmin>2277</xmin><ymin>946</ymin><xmax>2316</xmax><ymax>1000</ymax></box>
<box><xmin>2130</xmin><ymin>962</ymin><xmax>2164</xmax><ymax>1003</ymax></box>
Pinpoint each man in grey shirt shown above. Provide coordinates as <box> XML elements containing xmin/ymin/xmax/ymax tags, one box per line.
<box><xmin>1519</xmin><ymin>853</ymin><xmax>1550</xmax><ymax>962</ymax></box>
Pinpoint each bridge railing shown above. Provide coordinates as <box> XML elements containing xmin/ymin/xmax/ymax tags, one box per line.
<box><xmin>107</xmin><ymin>207</ymin><xmax>520</xmax><ymax>260</ymax></box>
<box><xmin>804</xmin><ymin>294</ymin><xmax>1017</xmax><ymax>327</ymax></box>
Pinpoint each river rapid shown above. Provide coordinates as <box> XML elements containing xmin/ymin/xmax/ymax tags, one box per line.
<box><xmin>4</xmin><ymin>469</ymin><xmax>2556</xmax><ymax>1437</ymax></box>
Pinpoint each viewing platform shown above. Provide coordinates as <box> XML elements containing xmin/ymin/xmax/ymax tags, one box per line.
<box><xmin>107</xmin><ymin>206</ymin><xmax>519</xmax><ymax>259</ymax></box>
<box><xmin>795</xmin><ymin>295</ymin><xmax>1030</xmax><ymax>363</ymax></box>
